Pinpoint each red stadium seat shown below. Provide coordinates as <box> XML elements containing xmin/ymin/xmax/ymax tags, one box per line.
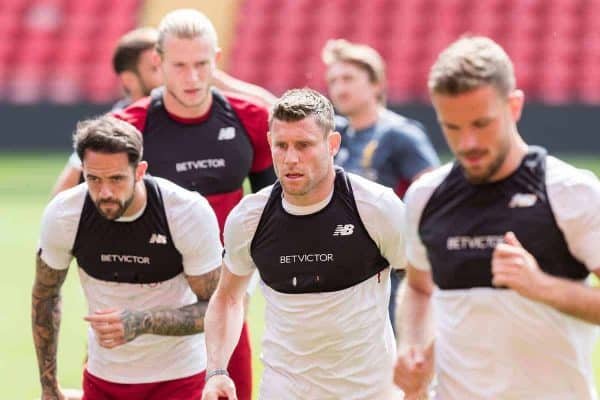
<box><xmin>6</xmin><ymin>63</ymin><xmax>45</xmax><ymax>104</ymax></box>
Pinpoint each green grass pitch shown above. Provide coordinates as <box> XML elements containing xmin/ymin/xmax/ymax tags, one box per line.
<box><xmin>2</xmin><ymin>152</ymin><xmax>600</xmax><ymax>399</ymax></box>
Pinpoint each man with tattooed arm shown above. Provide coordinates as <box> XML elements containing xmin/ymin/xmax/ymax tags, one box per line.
<box><xmin>32</xmin><ymin>115</ymin><xmax>222</xmax><ymax>400</ymax></box>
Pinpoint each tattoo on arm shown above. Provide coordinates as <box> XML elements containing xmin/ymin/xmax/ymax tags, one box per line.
<box><xmin>32</xmin><ymin>252</ymin><xmax>68</xmax><ymax>393</ymax></box>
<box><xmin>122</xmin><ymin>267</ymin><xmax>222</xmax><ymax>339</ymax></box>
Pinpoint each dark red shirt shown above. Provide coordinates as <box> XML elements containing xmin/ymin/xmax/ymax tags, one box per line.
<box><xmin>114</xmin><ymin>88</ymin><xmax>272</xmax><ymax>232</ymax></box>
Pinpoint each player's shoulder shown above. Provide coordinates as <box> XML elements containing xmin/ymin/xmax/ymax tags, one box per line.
<box><xmin>545</xmin><ymin>155</ymin><xmax>600</xmax><ymax>205</ymax></box>
<box><xmin>153</xmin><ymin>176</ymin><xmax>208</xmax><ymax>209</ymax></box>
<box><xmin>225</xmin><ymin>185</ymin><xmax>273</xmax><ymax>234</ymax></box>
<box><xmin>224</xmin><ymin>92</ymin><xmax>269</xmax><ymax>119</ymax></box>
<box><xmin>112</xmin><ymin>96</ymin><xmax>151</xmax><ymax>132</ymax></box>
<box><xmin>232</xmin><ymin>185</ymin><xmax>273</xmax><ymax>218</ymax></box>
<box><xmin>348</xmin><ymin>172</ymin><xmax>390</xmax><ymax>199</ymax></box>
<box><xmin>379</xmin><ymin>109</ymin><xmax>427</xmax><ymax>138</ymax></box>
<box><xmin>43</xmin><ymin>183</ymin><xmax>87</xmax><ymax>224</ymax></box>
<box><xmin>546</xmin><ymin>155</ymin><xmax>599</xmax><ymax>188</ymax></box>
<box><xmin>405</xmin><ymin>163</ymin><xmax>453</xmax><ymax>204</ymax></box>
<box><xmin>348</xmin><ymin>172</ymin><xmax>403</xmax><ymax>212</ymax></box>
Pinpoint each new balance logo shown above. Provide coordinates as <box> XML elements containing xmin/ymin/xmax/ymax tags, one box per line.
<box><xmin>333</xmin><ymin>224</ymin><xmax>354</xmax><ymax>236</ymax></box>
<box><xmin>218</xmin><ymin>127</ymin><xmax>236</xmax><ymax>140</ymax></box>
<box><xmin>508</xmin><ymin>193</ymin><xmax>537</xmax><ymax>208</ymax></box>
<box><xmin>149</xmin><ymin>233</ymin><xmax>167</xmax><ymax>245</ymax></box>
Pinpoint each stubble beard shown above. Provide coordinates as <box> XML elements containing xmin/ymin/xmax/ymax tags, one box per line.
<box><xmin>463</xmin><ymin>138</ymin><xmax>511</xmax><ymax>184</ymax></box>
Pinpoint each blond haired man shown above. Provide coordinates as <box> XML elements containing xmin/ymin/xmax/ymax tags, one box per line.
<box><xmin>323</xmin><ymin>39</ymin><xmax>439</xmax><ymax>334</ymax></box>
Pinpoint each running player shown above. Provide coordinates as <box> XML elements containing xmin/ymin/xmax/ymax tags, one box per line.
<box><xmin>108</xmin><ymin>9</ymin><xmax>274</xmax><ymax>398</ymax></box>
<box><xmin>202</xmin><ymin>88</ymin><xmax>405</xmax><ymax>400</ymax></box>
<box><xmin>323</xmin><ymin>38</ymin><xmax>439</xmax><ymax>332</ymax></box>
<box><xmin>395</xmin><ymin>36</ymin><xmax>600</xmax><ymax>400</ymax></box>
<box><xmin>33</xmin><ymin>115</ymin><xmax>222</xmax><ymax>400</ymax></box>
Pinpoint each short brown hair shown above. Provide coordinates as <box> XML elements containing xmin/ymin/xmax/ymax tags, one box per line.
<box><xmin>156</xmin><ymin>9</ymin><xmax>218</xmax><ymax>56</ymax></box>
<box><xmin>428</xmin><ymin>35</ymin><xmax>516</xmax><ymax>98</ymax></box>
<box><xmin>322</xmin><ymin>39</ymin><xmax>386</xmax><ymax>104</ymax></box>
<box><xmin>270</xmin><ymin>88</ymin><xmax>335</xmax><ymax>135</ymax></box>
<box><xmin>112</xmin><ymin>27</ymin><xmax>158</xmax><ymax>74</ymax></box>
<box><xmin>74</xmin><ymin>116</ymin><xmax>143</xmax><ymax>166</ymax></box>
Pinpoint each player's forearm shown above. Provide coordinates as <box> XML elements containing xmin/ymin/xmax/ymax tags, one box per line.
<box><xmin>121</xmin><ymin>269</ymin><xmax>221</xmax><ymax>338</ymax></box>
<box><xmin>398</xmin><ymin>281</ymin><xmax>434</xmax><ymax>349</ymax></box>
<box><xmin>32</xmin><ymin>287</ymin><xmax>62</xmax><ymax>391</ymax></box>
<box><xmin>122</xmin><ymin>301</ymin><xmax>209</xmax><ymax>338</ymax></box>
<box><xmin>31</xmin><ymin>255</ymin><xmax>68</xmax><ymax>392</ymax></box>
<box><xmin>534</xmin><ymin>274</ymin><xmax>600</xmax><ymax>325</ymax></box>
<box><xmin>205</xmin><ymin>288</ymin><xmax>245</xmax><ymax>371</ymax></box>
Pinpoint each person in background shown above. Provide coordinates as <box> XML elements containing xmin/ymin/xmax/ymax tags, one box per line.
<box><xmin>322</xmin><ymin>38</ymin><xmax>439</xmax><ymax>333</ymax></box>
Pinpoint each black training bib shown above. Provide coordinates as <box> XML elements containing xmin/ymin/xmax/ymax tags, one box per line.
<box><xmin>72</xmin><ymin>177</ymin><xmax>183</xmax><ymax>284</ymax></box>
<box><xmin>419</xmin><ymin>146</ymin><xmax>588</xmax><ymax>290</ymax></box>
<box><xmin>142</xmin><ymin>88</ymin><xmax>253</xmax><ymax>195</ymax></box>
<box><xmin>251</xmin><ymin>168</ymin><xmax>389</xmax><ymax>294</ymax></box>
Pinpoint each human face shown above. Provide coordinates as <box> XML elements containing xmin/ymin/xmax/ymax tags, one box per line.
<box><xmin>269</xmin><ymin>117</ymin><xmax>341</xmax><ymax>206</ymax></box>
<box><xmin>83</xmin><ymin>151</ymin><xmax>146</xmax><ymax>220</ymax></box>
<box><xmin>134</xmin><ymin>48</ymin><xmax>162</xmax><ymax>97</ymax></box>
<box><xmin>431</xmin><ymin>85</ymin><xmax>523</xmax><ymax>184</ymax></box>
<box><xmin>326</xmin><ymin>61</ymin><xmax>380</xmax><ymax>116</ymax></box>
<box><xmin>160</xmin><ymin>34</ymin><xmax>220</xmax><ymax>117</ymax></box>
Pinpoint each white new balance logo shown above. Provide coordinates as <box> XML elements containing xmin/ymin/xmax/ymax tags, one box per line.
<box><xmin>217</xmin><ymin>127</ymin><xmax>236</xmax><ymax>140</ymax></box>
<box><xmin>149</xmin><ymin>233</ymin><xmax>167</xmax><ymax>244</ymax></box>
<box><xmin>333</xmin><ymin>224</ymin><xmax>354</xmax><ymax>236</ymax></box>
<box><xmin>508</xmin><ymin>193</ymin><xmax>537</xmax><ymax>208</ymax></box>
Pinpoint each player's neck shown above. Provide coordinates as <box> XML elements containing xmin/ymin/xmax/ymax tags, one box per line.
<box><xmin>122</xmin><ymin>180</ymin><xmax>147</xmax><ymax>218</ymax></box>
<box><xmin>163</xmin><ymin>90</ymin><xmax>213</xmax><ymax>120</ymax></box>
<box><xmin>490</xmin><ymin>133</ymin><xmax>529</xmax><ymax>182</ymax></box>
<box><xmin>348</xmin><ymin>103</ymin><xmax>381</xmax><ymax>131</ymax></box>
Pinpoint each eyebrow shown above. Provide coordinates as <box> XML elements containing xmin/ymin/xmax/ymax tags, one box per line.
<box><xmin>86</xmin><ymin>173</ymin><xmax>127</xmax><ymax>179</ymax></box>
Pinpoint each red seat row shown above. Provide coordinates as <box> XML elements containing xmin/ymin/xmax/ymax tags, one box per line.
<box><xmin>229</xmin><ymin>0</ymin><xmax>600</xmax><ymax>104</ymax></box>
<box><xmin>0</xmin><ymin>0</ymin><xmax>140</xmax><ymax>103</ymax></box>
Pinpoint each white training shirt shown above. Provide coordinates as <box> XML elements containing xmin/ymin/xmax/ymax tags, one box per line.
<box><xmin>38</xmin><ymin>177</ymin><xmax>223</xmax><ymax>383</ymax></box>
<box><xmin>405</xmin><ymin>156</ymin><xmax>600</xmax><ymax>400</ymax></box>
<box><xmin>224</xmin><ymin>173</ymin><xmax>406</xmax><ymax>400</ymax></box>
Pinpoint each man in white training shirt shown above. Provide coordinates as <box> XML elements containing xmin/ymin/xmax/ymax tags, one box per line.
<box><xmin>394</xmin><ymin>36</ymin><xmax>600</xmax><ymax>400</ymax></box>
<box><xmin>201</xmin><ymin>88</ymin><xmax>405</xmax><ymax>400</ymax></box>
<box><xmin>32</xmin><ymin>115</ymin><xmax>222</xmax><ymax>400</ymax></box>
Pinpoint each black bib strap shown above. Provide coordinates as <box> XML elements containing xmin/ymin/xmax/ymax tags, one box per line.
<box><xmin>72</xmin><ymin>176</ymin><xmax>184</xmax><ymax>284</ymax></box>
<box><xmin>251</xmin><ymin>168</ymin><xmax>389</xmax><ymax>294</ymax></box>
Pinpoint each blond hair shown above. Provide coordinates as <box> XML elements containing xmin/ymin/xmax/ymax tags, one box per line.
<box><xmin>270</xmin><ymin>88</ymin><xmax>335</xmax><ymax>135</ymax></box>
<box><xmin>428</xmin><ymin>36</ymin><xmax>515</xmax><ymax>98</ymax></box>
<box><xmin>156</xmin><ymin>9</ymin><xmax>218</xmax><ymax>55</ymax></box>
<box><xmin>322</xmin><ymin>39</ymin><xmax>386</xmax><ymax>104</ymax></box>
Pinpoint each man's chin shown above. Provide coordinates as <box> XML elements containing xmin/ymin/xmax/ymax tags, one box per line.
<box><xmin>463</xmin><ymin>169</ymin><xmax>492</xmax><ymax>184</ymax></box>
<box><xmin>97</xmin><ymin>206</ymin><xmax>123</xmax><ymax>220</ymax></box>
<box><xmin>280</xmin><ymin>183</ymin><xmax>308</xmax><ymax>197</ymax></box>
<box><xmin>100</xmin><ymin>212</ymin><xmax>121</xmax><ymax>220</ymax></box>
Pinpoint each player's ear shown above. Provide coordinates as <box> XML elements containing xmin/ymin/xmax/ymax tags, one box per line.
<box><xmin>135</xmin><ymin>161</ymin><xmax>148</xmax><ymax>181</ymax></box>
<box><xmin>267</xmin><ymin>131</ymin><xmax>272</xmax><ymax>147</ymax></box>
<box><xmin>508</xmin><ymin>89</ymin><xmax>524</xmax><ymax>122</ymax></box>
<box><xmin>154</xmin><ymin>50</ymin><xmax>165</xmax><ymax>72</ymax></box>
<box><xmin>328</xmin><ymin>130</ymin><xmax>341</xmax><ymax>157</ymax></box>
<box><xmin>214</xmin><ymin>47</ymin><xmax>222</xmax><ymax>66</ymax></box>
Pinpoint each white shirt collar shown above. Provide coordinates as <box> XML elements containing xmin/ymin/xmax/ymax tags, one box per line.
<box><xmin>281</xmin><ymin>189</ymin><xmax>334</xmax><ymax>216</ymax></box>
